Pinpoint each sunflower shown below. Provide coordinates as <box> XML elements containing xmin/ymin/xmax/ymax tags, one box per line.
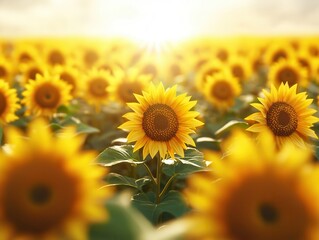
<box><xmin>245</xmin><ymin>83</ymin><xmax>318</xmax><ymax>148</ymax></box>
<box><xmin>0</xmin><ymin>58</ymin><xmax>14</xmax><ymax>83</ymax></box>
<box><xmin>203</xmin><ymin>71</ymin><xmax>241</xmax><ymax>111</ymax></box>
<box><xmin>52</xmin><ymin>65</ymin><xmax>81</xmax><ymax>97</ymax></box>
<box><xmin>268</xmin><ymin>59</ymin><xmax>308</xmax><ymax>88</ymax></box>
<box><xmin>19</xmin><ymin>61</ymin><xmax>46</xmax><ymax>84</ymax></box>
<box><xmin>119</xmin><ymin>83</ymin><xmax>203</xmax><ymax>159</ymax></box>
<box><xmin>22</xmin><ymin>72</ymin><xmax>72</xmax><ymax>117</ymax></box>
<box><xmin>110</xmin><ymin>67</ymin><xmax>151</xmax><ymax>105</ymax></box>
<box><xmin>0</xmin><ymin>79</ymin><xmax>20</xmax><ymax>123</ymax></box>
<box><xmin>43</xmin><ymin>46</ymin><xmax>68</xmax><ymax>66</ymax></box>
<box><xmin>264</xmin><ymin>43</ymin><xmax>295</xmax><ymax>66</ymax></box>
<box><xmin>12</xmin><ymin>43</ymin><xmax>40</xmax><ymax>64</ymax></box>
<box><xmin>227</xmin><ymin>56</ymin><xmax>252</xmax><ymax>82</ymax></box>
<box><xmin>184</xmin><ymin>130</ymin><xmax>319</xmax><ymax>240</ymax></box>
<box><xmin>195</xmin><ymin>59</ymin><xmax>223</xmax><ymax>90</ymax></box>
<box><xmin>82</xmin><ymin>69</ymin><xmax>113</xmax><ymax>110</ymax></box>
<box><xmin>0</xmin><ymin>119</ymin><xmax>111</xmax><ymax>240</ymax></box>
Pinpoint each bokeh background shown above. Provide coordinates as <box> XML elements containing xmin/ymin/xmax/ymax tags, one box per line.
<box><xmin>1</xmin><ymin>0</ymin><xmax>319</xmax><ymax>39</ymax></box>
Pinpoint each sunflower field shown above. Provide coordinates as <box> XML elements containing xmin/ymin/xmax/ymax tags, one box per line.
<box><xmin>1</xmin><ymin>35</ymin><xmax>319</xmax><ymax>240</ymax></box>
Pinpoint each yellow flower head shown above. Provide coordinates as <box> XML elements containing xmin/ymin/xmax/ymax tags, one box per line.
<box><xmin>185</xmin><ymin>130</ymin><xmax>319</xmax><ymax>240</ymax></box>
<box><xmin>82</xmin><ymin>69</ymin><xmax>113</xmax><ymax>110</ymax></box>
<box><xmin>119</xmin><ymin>83</ymin><xmax>203</xmax><ymax>159</ymax></box>
<box><xmin>19</xmin><ymin>61</ymin><xmax>46</xmax><ymax>84</ymax></box>
<box><xmin>264</xmin><ymin>43</ymin><xmax>295</xmax><ymax>66</ymax></box>
<box><xmin>22</xmin><ymin>72</ymin><xmax>72</xmax><ymax>117</ymax></box>
<box><xmin>268</xmin><ymin>59</ymin><xmax>308</xmax><ymax>88</ymax></box>
<box><xmin>52</xmin><ymin>65</ymin><xmax>82</xmax><ymax>97</ymax></box>
<box><xmin>227</xmin><ymin>56</ymin><xmax>252</xmax><ymax>82</ymax></box>
<box><xmin>246</xmin><ymin>83</ymin><xmax>318</xmax><ymax>148</ymax></box>
<box><xmin>195</xmin><ymin>59</ymin><xmax>223</xmax><ymax>90</ymax></box>
<box><xmin>0</xmin><ymin>58</ymin><xmax>14</xmax><ymax>83</ymax></box>
<box><xmin>203</xmin><ymin>71</ymin><xmax>241</xmax><ymax>111</ymax></box>
<box><xmin>110</xmin><ymin>67</ymin><xmax>151</xmax><ymax>105</ymax></box>
<box><xmin>0</xmin><ymin>79</ymin><xmax>20</xmax><ymax>123</ymax></box>
<box><xmin>0</xmin><ymin>119</ymin><xmax>111</xmax><ymax>240</ymax></box>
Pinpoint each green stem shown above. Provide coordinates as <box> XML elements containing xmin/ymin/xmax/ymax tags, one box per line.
<box><xmin>155</xmin><ymin>154</ymin><xmax>162</xmax><ymax>204</ymax></box>
<box><xmin>159</xmin><ymin>174</ymin><xmax>176</xmax><ymax>199</ymax></box>
<box><xmin>142</xmin><ymin>162</ymin><xmax>156</xmax><ymax>185</ymax></box>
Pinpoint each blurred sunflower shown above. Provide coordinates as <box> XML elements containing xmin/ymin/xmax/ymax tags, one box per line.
<box><xmin>0</xmin><ymin>119</ymin><xmax>111</xmax><ymax>240</ymax></box>
<box><xmin>22</xmin><ymin>73</ymin><xmax>72</xmax><ymax>117</ymax></box>
<box><xmin>12</xmin><ymin>43</ymin><xmax>40</xmax><ymax>64</ymax></box>
<box><xmin>52</xmin><ymin>65</ymin><xmax>81</xmax><ymax>97</ymax></box>
<box><xmin>228</xmin><ymin>56</ymin><xmax>252</xmax><ymax>82</ymax></box>
<box><xmin>0</xmin><ymin>58</ymin><xmax>14</xmax><ymax>83</ymax></box>
<box><xmin>185</xmin><ymin>130</ymin><xmax>319</xmax><ymax>240</ymax></box>
<box><xmin>264</xmin><ymin>43</ymin><xmax>295</xmax><ymax>66</ymax></box>
<box><xmin>119</xmin><ymin>83</ymin><xmax>203</xmax><ymax>159</ymax></box>
<box><xmin>245</xmin><ymin>83</ymin><xmax>318</xmax><ymax>148</ymax></box>
<box><xmin>82</xmin><ymin>69</ymin><xmax>113</xmax><ymax>110</ymax></box>
<box><xmin>203</xmin><ymin>71</ymin><xmax>241</xmax><ymax>111</ymax></box>
<box><xmin>19</xmin><ymin>61</ymin><xmax>46</xmax><ymax>84</ymax></box>
<box><xmin>195</xmin><ymin>59</ymin><xmax>223</xmax><ymax>90</ymax></box>
<box><xmin>44</xmin><ymin>46</ymin><xmax>68</xmax><ymax>66</ymax></box>
<box><xmin>110</xmin><ymin>68</ymin><xmax>151</xmax><ymax>105</ymax></box>
<box><xmin>296</xmin><ymin>50</ymin><xmax>313</xmax><ymax>76</ymax></box>
<box><xmin>0</xmin><ymin>79</ymin><xmax>20</xmax><ymax>123</ymax></box>
<box><xmin>268</xmin><ymin>59</ymin><xmax>308</xmax><ymax>87</ymax></box>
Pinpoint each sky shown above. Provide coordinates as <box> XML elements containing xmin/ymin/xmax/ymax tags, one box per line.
<box><xmin>0</xmin><ymin>0</ymin><xmax>318</xmax><ymax>40</ymax></box>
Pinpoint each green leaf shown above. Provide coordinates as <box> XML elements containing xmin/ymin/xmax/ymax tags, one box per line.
<box><xmin>96</xmin><ymin>145</ymin><xmax>144</xmax><ymax>166</ymax></box>
<box><xmin>50</xmin><ymin>116</ymin><xmax>99</xmax><ymax>135</ymax></box>
<box><xmin>162</xmin><ymin>148</ymin><xmax>208</xmax><ymax>177</ymax></box>
<box><xmin>105</xmin><ymin>173</ymin><xmax>151</xmax><ymax>190</ymax></box>
<box><xmin>90</xmin><ymin>193</ymin><xmax>153</xmax><ymax>240</ymax></box>
<box><xmin>132</xmin><ymin>191</ymin><xmax>189</xmax><ymax>224</ymax></box>
<box><xmin>215</xmin><ymin>120</ymin><xmax>248</xmax><ymax>137</ymax></box>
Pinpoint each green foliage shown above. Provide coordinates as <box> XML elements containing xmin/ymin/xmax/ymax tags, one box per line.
<box><xmin>96</xmin><ymin>145</ymin><xmax>144</xmax><ymax>166</ymax></box>
<box><xmin>89</xmin><ymin>194</ymin><xmax>153</xmax><ymax>240</ymax></box>
<box><xmin>162</xmin><ymin>148</ymin><xmax>208</xmax><ymax>177</ymax></box>
<box><xmin>132</xmin><ymin>191</ymin><xmax>188</xmax><ymax>224</ymax></box>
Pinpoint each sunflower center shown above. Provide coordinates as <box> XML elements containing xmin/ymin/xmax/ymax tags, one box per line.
<box><xmin>231</xmin><ymin>65</ymin><xmax>244</xmax><ymax>80</ymax></box>
<box><xmin>170</xmin><ymin>64</ymin><xmax>181</xmax><ymax>77</ymax></box>
<box><xmin>0</xmin><ymin>66</ymin><xmax>7</xmax><ymax>78</ymax></box>
<box><xmin>142</xmin><ymin>64</ymin><xmax>157</xmax><ymax>77</ymax></box>
<box><xmin>3</xmin><ymin>161</ymin><xmax>78</xmax><ymax>235</ymax></box>
<box><xmin>34</xmin><ymin>83</ymin><xmax>61</xmax><ymax>108</ymax></box>
<box><xmin>266</xmin><ymin>102</ymin><xmax>298</xmax><ymax>136</ymax></box>
<box><xmin>0</xmin><ymin>92</ymin><xmax>7</xmax><ymax>115</ymax></box>
<box><xmin>277</xmin><ymin>67</ymin><xmax>298</xmax><ymax>86</ymax></box>
<box><xmin>60</xmin><ymin>72</ymin><xmax>75</xmax><ymax>93</ymax></box>
<box><xmin>48</xmin><ymin>50</ymin><xmax>65</xmax><ymax>65</ymax></box>
<box><xmin>211</xmin><ymin>81</ymin><xmax>233</xmax><ymax>100</ymax></box>
<box><xmin>30</xmin><ymin>184</ymin><xmax>51</xmax><ymax>205</ymax></box>
<box><xmin>272</xmin><ymin>50</ymin><xmax>287</xmax><ymax>63</ymax></box>
<box><xmin>27</xmin><ymin>67</ymin><xmax>42</xmax><ymax>81</ymax></box>
<box><xmin>20</xmin><ymin>53</ymin><xmax>32</xmax><ymax>63</ymax></box>
<box><xmin>142</xmin><ymin>104</ymin><xmax>179</xmax><ymax>141</ymax></box>
<box><xmin>84</xmin><ymin>50</ymin><xmax>98</xmax><ymax>67</ymax></box>
<box><xmin>259</xmin><ymin>203</ymin><xmax>279</xmax><ymax>224</ymax></box>
<box><xmin>118</xmin><ymin>82</ymin><xmax>142</xmax><ymax>103</ymax></box>
<box><xmin>89</xmin><ymin>77</ymin><xmax>108</xmax><ymax>97</ymax></box>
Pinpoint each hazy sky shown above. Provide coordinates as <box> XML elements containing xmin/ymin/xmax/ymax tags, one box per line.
<box><xmin>0</xmin><ymin>0</ymin><xmax>318</xmax><ymax>39</ymax></box>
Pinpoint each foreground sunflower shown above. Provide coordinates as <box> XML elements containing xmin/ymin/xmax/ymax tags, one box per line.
<box><xmin>184</xmin><ymin>130</ymin><xmax>319</xmax><ymax>240</ymax></box>
<box><xmin>245</xmin><ymin>83</ymin><xmax>318</xmax><ymax>148</ymax></box>
<box><xmin>119</xmin><ymin>83</ymin><xmax>203</xmax><ymax>159</ymax></box>
<box><xmin>0</xmin><ymin>119</ymin><xmax>112</xmax><ymax>240</ymax></box>
<box><xmin>203</xmin><ymin>71</ymin><xmax>241</xmax><ymax>111</ymax></box>
<box><xmin>22</xmin><ymin>72</ymin><xmax>72</xmax><ymax>117</ymax></box>
<box><xmin>0</xmin><ymin>79</ymin><xmax>20</xmax><ymax>123</ymax></box>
